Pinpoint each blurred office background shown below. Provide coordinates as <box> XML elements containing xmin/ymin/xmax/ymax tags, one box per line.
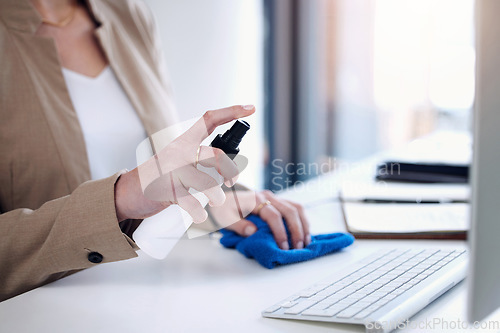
<box><xmin>144</xmin><ymin>0</ymin><xmax>474</xmax><ymax>191</ymax></box>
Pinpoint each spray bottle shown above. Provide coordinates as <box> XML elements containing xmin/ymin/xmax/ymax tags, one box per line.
<box><xmin>133</xmin><ymin>120</ymin><xmax>250</xmax><ymax>259</ymax></box>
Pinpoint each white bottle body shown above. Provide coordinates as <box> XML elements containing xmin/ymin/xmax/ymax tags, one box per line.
<box><xmin>133</xmin><ymin>165</ymin><xmax>224</xmax><ymax>259</ymax></box>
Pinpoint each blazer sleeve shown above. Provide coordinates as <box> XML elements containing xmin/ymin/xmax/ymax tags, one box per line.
<box><xmin>0</xmin><ymin>171</ymin><xmax>138</xmax><ymax>302</ymax></box>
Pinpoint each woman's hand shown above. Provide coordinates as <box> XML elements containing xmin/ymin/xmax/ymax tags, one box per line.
<box><xmin>114</xmin><ymin>105</ymin><xmax>255</xmax><ymax>223</ymax></box>
<box><xmin>209</xmin><ymin>190</ymin><xmax>311</xmax><ymax>250</ymax></box>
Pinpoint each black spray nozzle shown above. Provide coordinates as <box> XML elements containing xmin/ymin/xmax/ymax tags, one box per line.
<box><xmin>210</xmin><ymin>120</ymin><xmax>250</xmax><ymax>158</ymax></box>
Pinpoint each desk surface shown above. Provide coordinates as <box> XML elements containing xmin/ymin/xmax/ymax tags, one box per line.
<box><xmin>1</xmin><ymin>173</ymin><xmax>499</xmax><ymax>333</ymax></box>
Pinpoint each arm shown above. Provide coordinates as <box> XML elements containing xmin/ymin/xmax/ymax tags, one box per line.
<box><xmin>0</xmin><ymin>105</ymin><xmax>254</xmax><ymax>302</ymax></box>
<box><xmin>0</xmin><ymin>172</ymin><xmax>138</xmax><ymax>302</ymax></box>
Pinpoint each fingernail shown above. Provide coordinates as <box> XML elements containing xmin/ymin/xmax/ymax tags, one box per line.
<box><xmin>244</xmin><ymin>225</ymin><xmax>257</xmax><ymax>236</ymax></box>
<box><xmin>305</xmin><ymin>234</ymin><xmax>311</xmax><ymax>246</ymax></box>
<box><xmin>295</xmin><ymin>241</ymin><xmax>304</xmax><ymax>249</ymax></box>
<box><xmin>193</xmin><ymin>211</ymin><xmax>208</xmax><ymax>224</ymax></box>
<box><xmin>281</xmin><ymin>241</ymin><xmax>289</xmax><ymax>250</ymax></box>
<box><xmin>242</xmin><ymin>104</ymin><xmax>254</xmax><ymax>110</ymax></box>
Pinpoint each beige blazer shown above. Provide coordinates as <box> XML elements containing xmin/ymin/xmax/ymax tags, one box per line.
<box><xmin>0</xmin><ymin>0</ymin><xmax>179</xmax><ymax>301</ymax></box>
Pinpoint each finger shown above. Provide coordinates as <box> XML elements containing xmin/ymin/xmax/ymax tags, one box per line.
<box><xmin>257</xmin><ymin>203</ymin><xmax>289</xmax><ymax>250</ymax></box>
<box><xmin>198</xmin><ymin>146</ymin><xmax>240</xmax><ymax>186</ymax></box>
<box><xmin>175</xmin><ymin>182</ymin><xmax>208</xmax><ymax>223</ymax></box>
<box><xmin>178</xmin><ymin>167</ymin><xmax>226</xmax><ymax>207</ymax></box>
<box><xmin>286</xmin><ymin>200</ymin><xmax>311</xmax><ymax>246</ymax></box>
<box><xmin>184</xmin><ymin>105</ymin><xmax>255</xmax><ymax>143</ymax></box>
<box><xmin>263</xmin><ymin>191</ymin><xmax>305</xmax><ymax>249</ymax></box>
<box><xmin>225</xmin><ymin>219</ymin><xmax>258</xmax><ymax>237</ymax></box>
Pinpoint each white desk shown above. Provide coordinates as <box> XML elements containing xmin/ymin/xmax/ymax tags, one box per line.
<box><xmin>1</xmin><ymin>172</ymin><xmax>499</xmax><ymax>333</ymax></box>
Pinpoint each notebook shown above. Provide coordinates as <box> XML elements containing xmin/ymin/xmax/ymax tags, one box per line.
<box><xmin>341</xmin><ymin>201</ymin><xmax>468</xmax><ymax>240</ymax></box>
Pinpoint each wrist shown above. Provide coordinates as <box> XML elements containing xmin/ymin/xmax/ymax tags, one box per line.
<box><xmin>114</xmin><ymin>169</ymin><xmax>133</xmax><ymax>222</ymax></box>
<box><xmin>114</xmin><ymin>168</ymin><xmax>169</xmax><ymax>222</ymax></box>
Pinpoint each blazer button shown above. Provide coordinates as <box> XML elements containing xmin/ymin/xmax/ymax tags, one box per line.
<box><xmin>88</xmin><ymin>252</ymin><xmax>103</xmax><ymax>264</ymax></box>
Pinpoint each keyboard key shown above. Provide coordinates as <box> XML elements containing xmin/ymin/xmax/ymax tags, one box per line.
<box><xmin>317</xmin><ymin>296</ymin><xmax>340</xmax><ymax>308</ymax></box>
<box><xmin>322</xmin><ymin>284</ymin><xmax>346</xmax><ymax>295</ymax></box>
<box><xmin>336</xmin><ymin>279</ymin><xmax>353</xmax><ymax>286</ymax></box>
<box><xmin>309</xmin><ymin>294</ymin><xmax>328</xmax><ymax>303</ymax></box>
<box><xmin>360</xmin><ymin>304</ymin><xmax>382</xmax><ymax>315</ymax></box>
<box><xmin>297</xmin><ymin>287</ymin><xmax>321</xmax><ymax>298</ymax></box>
<box><xmin>354</xmin><ymin>309</ymin><xmax>374</xmax><ymax>319</ymax></box>
<box><xmin>441</xmin><ymin>257</ymin><xmax>454</xmax><ymax>264</ymax></box>
<box><xmin>324</xmin><ymin>305</ymin><xmax>346</xmax><ymax>316</ymax></box>
<box><xmin>280</xmin><ymin>300</ymin><xmax>298</xmax><ymax>308</ymax></box>
<box><xmin>335</xmin><ymin>298</ymin><xmax>357</xmax><ymax>308</ymax></box>
<box><xmin>335</xmin><ymin>287</ymin><xmax>356</xmax><ymax>297</ymax></box>
<box><xmin>301</xmin><ymin>309</ymin><xmax>335</xmax><ymax>317</ymax></box>
<box><xmin>416</xmin><ymin>262</ymin><xmax>433</xmax><ymax>270</ymax></box>
<box><xmin>406</xmin><ymin>278</ymin><xmax>422</xmax><ymax>286</ymax></box>
<box><xmin>263</xmin><ymin>304</ymin><xmax>282</xmax><ymax>313</ymax></box>
<box><xmin>383</xmin><ymin>293</ymin><xmax>398</xmax><ymax>300</ymax></box>
<box><xmin>433</xmin><ymin>261</ymin><xmax>447</xmax><ymax>268</ymax></box>
<box><xmin>352</xmin><ymin>300</ymin><xmax>374</xmax><ymax>307</ymax></box>
<box><xmin>361</xmin><ymin>294</ymin><xmax>384</xmax><ymax>303</ymax></box>
<box><xmin>412</xmin><ymin>275</ymin><xmax>427</xmax><ymax>283</ymax></box>
<box><xmin>370</xmin><ymin>290</ymin><xmax>387</xmax><ymax>302</ymax></box>
<box><xmin>371</xmin><ymin>277</ymin><xmax>392</xmax><ymax>285</ymax></box>
<box><xmin>453</xmin><ymin>250</ymin><xmax>466</xmax><ymax>256</ymax></box>
<box><xmin>283</xmin><ymin>295</ymin><xmax>301</xmax><ymax>302</ymax></box>
<box><xmin>390</xmin><ymin>288</ymin><xmax>406</xmax><ymax>296</ymax></box>
<box><xmin>386</xmin><ymin>281</ymin><xmax>403</xmax><ymax>289</ymax></box>
<box><xmin>372</xmin><ymin>298</ymin><xmax>390</xmax><ymax>307</ymax></box>
<box><xmin>362</xmin><ymin>250</ymin><xmax>392</xmax><ymax>261</ymax></box>
<box><xmin>284</xmin><ymin>301</ymin><xmax>316</xmax><ymax>315</ymax></box>
<box><xmin>378</xmin><ymin>286</ymin><xmax>395</xmax><ymax>293</ymax></box>
<box><xmin>346</xmin><ymin>291</ymin><xmax>366</xmax><ymax>299</ymax></box>
<box><xmin>426</xmin><ymin>257</ymin><xmax>441</xmax><ymax>264</ymax></box>
<box><xmin>336</xmin><ymin>307</ymin><xmax>362</xmax><ymax>319</ymax></box>
<box><xmin>364</xmin><ymin>285</ymin><xmax>381</xmax><ymax>293</ymax></box>
<box><xmin>399</xmin><ymin>272</ymin><xmax>416</xmax><ymax>280</ymax></box>
<box><xmin>399</xmin><ymin>283</ymin><xmax>413</xmax><ymax>291</ymax></box>
<box><xmin>355</xmin><ymin>287</ymin><xmax>374</xmax><ymax>295</ymax></box>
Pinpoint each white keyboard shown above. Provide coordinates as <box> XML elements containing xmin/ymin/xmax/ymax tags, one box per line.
<box><xmin>262</xmin><ymin>248</ymin><xmax>467</xmax><ymax>333</ymax></box>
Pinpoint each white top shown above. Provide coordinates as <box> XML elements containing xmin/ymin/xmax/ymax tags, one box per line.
<box><xmin>63</xmin><ymin>66</ymin><xmax>184</xmax><ymax>260</ymax></box>
<box><xmin>62</xmin><ymin>66</ymin><xmax>147</xmax><ymax>180</ymax></box>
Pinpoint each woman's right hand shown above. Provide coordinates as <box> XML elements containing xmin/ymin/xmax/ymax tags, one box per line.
<box><xmin>114</xmin><ymin>105</ymin><xmax>255</xmax><ymax>223</ymax></box>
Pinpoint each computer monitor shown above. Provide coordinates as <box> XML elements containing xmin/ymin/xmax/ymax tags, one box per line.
<box><xmin>467</xmin><ymin>0</ymin><xmax>500</xmax><ymax>322</ymax></box>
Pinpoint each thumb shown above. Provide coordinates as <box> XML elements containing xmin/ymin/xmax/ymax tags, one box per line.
<box><xmin>226</xmin><ymin>219</ymin><xmax>257</xmax><ymax>237</ymax></box>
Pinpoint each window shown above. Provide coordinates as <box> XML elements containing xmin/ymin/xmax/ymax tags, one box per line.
<box><xmin>144</xmin><ymin>0</ymin><xmax>265</xmax><ymax>189</ymax></box>
<box><xmin>263</xmin><ymin>0</ymin><xmax>475</xmax><ymax>190</ymax></box>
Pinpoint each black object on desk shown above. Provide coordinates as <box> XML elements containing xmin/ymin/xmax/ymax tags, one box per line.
<box><xmin>376</xmin><ymin>161</ymin><xmax>469</xmax><ymax>183</ymax></box>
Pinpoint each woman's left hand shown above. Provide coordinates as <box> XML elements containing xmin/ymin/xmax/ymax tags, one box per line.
<box><xmin>210</xmin><ymin>190</ymin><xmax>311</xmax><ymax>250</ymax></box>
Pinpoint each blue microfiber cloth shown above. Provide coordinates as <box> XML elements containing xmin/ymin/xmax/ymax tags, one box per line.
<box><xmin>219</xmin><ymin>214</ymin><xmax>355</xmax><ymax>269</ymax></box>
